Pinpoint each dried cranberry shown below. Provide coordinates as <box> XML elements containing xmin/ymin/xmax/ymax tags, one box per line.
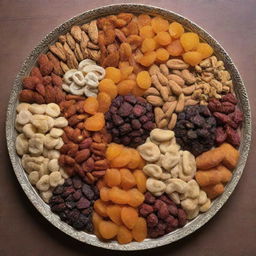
<box><xmin>133</xmin><ymin>104</ymin><xmax>146</xmax><ymax>117</ymax></box>
<box><xmin>143</xmin><ymin>121</ymin><xmax>155</xmax><ymax>130</ymax></box>
<box><xmin>157</xmin><ymin>204</ymin><xmax>169</xmax><ymax>219</ymax></box>
<box><xmin>215</xmin><ymin>126</ymin><xmax>227</xmax><ymax>145</ymax></box>
<box><xmin>221</xmin><ymin>93</ymin><xmax>238</xmax><ymax>104</ymax></box>
<box><xmin>168</xmin><ymin>205</ymin><xmax>178</xmax><ymax>216</ymax></box>
<box><xmin>112</xmin><ymin>114</ymin><xmax>124</xmax><ymax>126</ymax></box>
<box><xmin>144</xmin><ymin>192</ymin><xmax>156</xmax><ymax>204</ymax></box>
<box><xmin>131</xmin><ymin>119</ymin><xmax>141</xmax><ymax>129</ymax></box>
<box><xmin>226</xmin><ymin>125</ymin><xmax>240</xmax><ymax>147</ymax></box>
<box><xmin>177</xmin><ymin>208</ymin><xmax>187</xmax><ymax>227</ymax></box>
<box><xmin>124</xmin><ymin>95</ymin><xmax>137</xmax><ymax>104</ymax></box>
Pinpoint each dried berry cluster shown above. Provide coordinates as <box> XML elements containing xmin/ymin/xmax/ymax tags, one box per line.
<box><xmin>208</xmin><ymin>93</ymin><xmax>243</xmax><ymax>147</ymax></box>
<box><xmin>174</xmin><ymin>105</ymin><xmax>216</xmax><ymax>156</ymax></box>
<box><xmin>49</xmin><ymin>176</ymin><xmax>99</xmax><ymax>232</ymax></box>
<box><xmin>19</xmin><ymin>54</ymin><xmax>66</xmax><ymax>104</ymax></box>
<box><xmin>139</xmin><ymin>192</ymin><xmax>187</xmax><ymax>238</ymax></box>
<box><xmin>105</xmin><ymin>95</ymin><xmax>155</xmax><ymax>147</ymax></box>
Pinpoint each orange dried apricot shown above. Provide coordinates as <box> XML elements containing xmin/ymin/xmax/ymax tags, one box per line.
<box><xmin>120</xmin><ymin>168</ymin><xmax>136</xmax><ymax>190</ymax></box>
<box><xmin>138</xmin><ymin>51</ymin><xmax>157</xmax><ymax>67</ymax></box>
<box><xmin>136</xmin><ymin>71</ymin><xmax>151</xmax><ymax>89</ymax></box>
<box><xmin>105</xmin><ymin>67</ymin><xmax>122</xmax><ymax>83</ymax></box>
<box><xmin>155</xmin><ymin>31</ymin><xmax>172</xmax><ymax>46</ymax></box>
<box><xmin>98</xmin><ymin>220</ymin><xmax>119</xmax><ymax>239</ymax></box>
<box><xmin>98</xmin><ymin>79</ymin><xmax>118</xmax><ymax>100</ymax></box>
<box><xmin>151</xmin><ymin>16</ymin><xmax>169</xmax><ymax>33</ymax></box>
<box><xmin>169</xmin><ymin>22</ymin><xmax>184</xmax><ymax>39</ymax></box>
<box><xmin>106</xmin><ymin>143</ymin><xmax>124</xmax><ymax>161</ymax></box>
<box><xmin>131</xmin><ymin>83</ymin><xmax>146</xmax><ymax>96</ymax></box>
<box><xmin>97</xmin><ymin>92</ymin><xmax>111</xmax><ymax>113</ymax></box>
<box><xmin>197</xmin><ymin>42</ymin><xmax>213</xmax><ymax>59</ymax></box>
<box><xmin>127</xmin><ymin>149</ymin><xmax>141</xmax><ymax>169</ymax></box>
<box><xmin>121</xmin><ymin>206</ymin><xmax>138</xmax><ymax>229</ymax></box>
<box><xmin>105</xmin><ymin>168</ymin><xmax>121</xmax><ymax>187</ymax></box>
<box><xmin>120</xmin><ymin>66</ymin><xmax>134</xmax><ymax>80</ymax></box>
<box><xmin>117</xmin><ymin>226</ymin><xmax>133</xmax><ymax>244</ymax></box>
<box><xmin>92</xmin><ymin>211</ymin><xmax>103</xmax><ymax>239</ymax></box>
<box><xmin>156</xmin><ymin>48</ymin><xmax>170</xmax><ymax>62</ymax></box>
<box><xmin>180</xmin><ymin>32</ymin><xmax>200</xmax><ymax>51</ymax></box>
<box><xmin>97</xmin><ymin>179</ymin><xmax>106</xmax><ymax>190</ymax></box>
<box><xmin>139</xmin><ymin>25</ymin><xmax>155</xmax><ymax>39</ymax></box>
<box><xmin>109</xmin><ymin>187</ymin><xmax>130</xmax><ymax>204</ymax></box>
<box><xmin>106</xmin><ymin>205</ymin><xmax>123</xmax><ymax>225</ymax></box>
<box><xmin>131</xmin><ymin>217</ymin><xmax>147</xmax><ymax>242</ymax></box>
<box><xmin>100</xmin><ymin>187</ymin><xmax>110</xmax><ymax>202</ymax></box>
<box><xmin>83</xmin><ymin>97</ymin><xmax>99</xmax><ymax>115</ymax></box>
<box><xmin>94</xmin><ymin>199</ymin><xmax>109</xmax><ymax>217</ymax></box>
<box><xmin>183</xmin><ymin>51</ymin><xmax>202</xmax><ymax>66</ymax></box>
<box><xmin>117</xmin><ymin>80</ymin><xmax>136</xmax><ymax>96</ymax></box>
<box><xmin>128</xmin><ymin>188</ymin><xmax>145</xmax><ymax>207</ymax></box>
<box><xmin>133</xmin><ymin>169</ymin><xmax>147</xmax><ymax>193</ymax></box>
<box><xmin>141</xmin><ymin>38</ymin><xmax>157</xmax><ymax>53</ymax></box>
<box><xmin>119</xmin><ymin>42</ymin><xmax>132</xmax><ymax>61</ymax></box>
<box><xmin>137</xmin><ymin>157</ymin><xmax>146</xmax><ymax>169</ymax></box>
<box><xmin>167</xmin><ymin>39</ymin><xmax>184</xmax><ymax>56</ymax></box>
<box><xmin>111</xmin><ymin>147</ymin><xmax>132</xmax><ymax>168</ymax></box>
<box><xmin>137</xmin><ymin>14</ymin><xmax>152</xmax><ymax>28</ymax></box>
<box><xmin>84</xmin><ymin>113</ymin><xmax>105</xmax><ymax>131</ymax></box>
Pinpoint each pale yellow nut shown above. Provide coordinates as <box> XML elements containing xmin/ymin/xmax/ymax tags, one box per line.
<box><xmin>185</xmin><ymin>179</ymin><xmax>200</xmax><ymax>199</ymax></box>
<box><xmin>55</xmin><ymin>138</ymin><xmax>64</xmax><ymax>150</ymax></box>
<box><xmin>43</xmin><ymin>134</ymin><xmax>60</xmax><ymax>150</ymax></box>
<box><xmin>45</xmin><ymin>103</ymin><xmax>61</xmax><ymax>118</ymax></box>
<box><xmin>28</xmin><ymin>134</ymin><xmax>44</xmax><ymax>156</ymax></box>
<box><xmin>31</xmin><ymin>115</ymin><xmax>49</xmax><ymax>134</ymax></box>
<box><xmin>16</xmin><ymin>103</ymin><xmax>30</xmax><ymax>113</ymax></box>
<box><xmin>36</xmin><ymin>175</ymin><xmax>50</xmax><ymax>192</ymax></box>
<box><xmin>199</xmin><ymin>198</ymin><xmax>212</xmax><ymax>212</ymax></box>
<box><xmin>185</xmin><ymin>207</ymin><xmax>200</xmax><ymax>220</ymax></box>
<box><xmin>50</xmin><ymin>128</ymin><xmax>63</xmax><ymax>138</ymax></box>
<box><xmin>198</xmin><ymin>190</ymin><xmax>208</xmax><ymax>205</ymax></box>
<box><xmin>146</xmin><ymin>178</ymin><xmax>166</xmax><ymax>196</ymax></box>
<box><xmin>48</xmin><ymin>159</ymin><xmax>59</xmax><ymax>173</ymax></box>
<box><xmin>39</xmin><ymin>158</ymin><xmax>50</xmax><ymax>177</ymax></box>
<box><xmin>40</xmin><ymin>190</ymin><xmax>53</xmax><ymax>203</ymax></box>
<box><xmin>165</xmin><ymin>178</ymin><xmax>188</xmax><ymax>195</ymax></box>
<box><xmin>47</xmin><ymin>150</ymin><xmax>61</xmax><ymax>159</ymax></box>
<box><xmin>59</xmin><ymin>167</ymin><xmax>69</xmax><ymax>179</ymax></box>
<box><xmin>54</xmin><ymin>117</ymin><xmax>68</xmax><ymax>128</ymax></box>
<box><xmin>28</xmin><ymin>171</ymin><xmax>40</xmax><ymax>185</ymax></box>
<box><xmin>161</xmin><ymin>151</ymin><xmax>180</xmax><ymax>171</ymax></box>
<box><xmin>16</xmin><ymin>134</ymin><xmax>29</xmax><ymax>156</ymax></box>
<box><xmin>28</xmin><ymin>104</ymin><xmax>47</xmax><ymax>114</ymax></box>
<box><xmin>15</xmin><ymin>121</ymin><xmax>24</xmax><ymax>133</ymax></box>
<box><xmin>16</xmin><ymin>110</ymin><xmax>32</xmax><ymax>125</ymax></box>
<box><xmin>143</xmin><ymin>164</ymin><xmax>163</xmax><ymax>179</ymax></box>
<box><xmin>49</xmin><ymin>171</ymin><xmax>62</xmax><ymax>187</ymax></box>
<box><xmin>22</xmin><ymin>123</ymin><xmax>37</xmax><ymax>138</ymax></box>
<box><xmin>150</xmin><ymin>128</ymin><xmax>174</xmax><ymax>142</ymax></box>
<box><xmin>137</xmin><ymin>142</ymin><xmax>160</xmax><ymax>162</ymax></box>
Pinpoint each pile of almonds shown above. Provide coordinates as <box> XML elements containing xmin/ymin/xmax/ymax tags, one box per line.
<box><xmin>145</xmin><ymin>59</ymin><xmax>197</xmax><ymax>130</ymax></box>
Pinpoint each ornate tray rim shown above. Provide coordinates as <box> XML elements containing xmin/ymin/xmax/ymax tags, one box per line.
<box><xmin>5</xmin><ymin>3</ymin><xmax>252</xmax><ymax>251</ymax></box>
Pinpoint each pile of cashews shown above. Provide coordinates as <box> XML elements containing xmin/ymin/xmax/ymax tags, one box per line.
<box><xmin>62</xmin><ymin>59</ymin><xmax>105</xmax><ymax>97</ymax></box>
<box><xmin>137</xmin><ymin>128</ymin><xmax>212</xmax><ymax>219</ymax></box>
<box><xmin>15</xmin><ymin>103</ymin><xmax>69</xmax><ymax>203</ymax></box>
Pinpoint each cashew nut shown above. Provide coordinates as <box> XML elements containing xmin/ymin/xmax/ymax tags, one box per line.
<box><xmin>28</xmin><ymin>134</ymin><xmax>44</xmax><ymax>156</ymax></box>
<box><xmin>47</xmin><ymin>149</ymin><xmax>60</xmax><ymax>159</ymax></box>
<box><xmin>137</xmin><ymin>142</ymin><xmax>160</xmax><ymax>162</ymax></box>
<box><xmin>31</xmin><ymin>115</ymin><xmax>49</xmax><ymax>133</ymax></box>
<box><xmin>16</xmin><ymin>110</ymin><xmax>32</xmax><ymax>125</ymax></box>
<box><xmin>186</xmin><ymin>207</ymin><xmax>200</xmax><ymax>220</ymax></box>
<box><xmin>22</xmin><ymin>123</ymin><xmax>37</xmax><ymax>138</ymax></box>
<box><xmin>39</xmin><ymin>158</ymin><xmax>50</xmax><ymax>176</ymax></box>
<box><xmin>179</xmin><ymin>151</ymin><xmax>196</xmax><ymax>181</ymax></box>
<box><xmin>185</xmin><ymin>179</ymin><xmax>200</xmax><ymax>198</ymax></box>
<box><xmin>28</xmin><ymin>171</ymin><xmax>40</xmax><ymax>185</ymax></box>
<box><xmin>40</xmin><ymin>190</ymin><xmax>53</xmax><ymax>203</ymax></box>
<box><xmin>16</xmin><ymin>103</ymin><xmax>30</xmax><ymax>112</ymax></box>
<box><xmin>43</xmin><ymin>134</ymin><xmax>60</xmax><ymax>150</ymax></box>
<box><xmin>49</xmin><ymin>171</ymin><xmax>62</xmax><ymax>187</ymax></box>
<box><xmin>59</xmin><ymin>167</ymin><xmax>69</xmax><ymax>179</ymax></box>
<box><xmin>55</xmin><ymin>138</ymin><xmax>64</xmax><ymax>150</ymax></box>
<box><xmin>54</xmin><ymin>117</ymin><xmax>68</xmax><ymax>128</ymax></box>
<box><xmin>48</xmin><ymin>159</ymin><xmax>59</xmax><ymax>173</ymax></box>
<box><xmin>143</xmin><ymin>164</ymin><xmax>163</xmax><ymax>179</ymax></box>
<box><xmin>181</xmin><ymin>198</ymin><xmax>199</xmax><ymax>211</ymax></box>
<box><xmin>28</xmin><ymin>104</ymin><xmax>46</xmax><ymax>114</ymax></box>
<box><xmin>45</xmin><ymin>103</ymin><xmax>60</xmax><ymax>118</ymax></box>
<box><xmin>159</xmin><ymin>138</ymin><xmax>180</xmax><ymax>154</ymax></box>
<box><xmin>50</xmin><ymin>128</ymin><xmax>63</xmax><ymax>138</ymax></box>
<box><xmin>36</xmin><ymin>175</ymin><xmax>50</xmax><ymax>192</ymax></box>
<box><xmin>150</xmin><ymin>128</ymin><xmax>174</xmax><ymax>142</ymax></box>
<box><xmin>161</xmin><ymin>151</ymin><xmax>180</xmax><ymax>171</ymax></box>
<box><xmin>199</xmin><ymin>199</ymin><xmax>212</xmax><ymax>212</ymax></box>
<box><xmin>16</xmin><ymin>134</ymin><xmax>29</xmax><ymax>156</ymax></box>
<box><xmin>165</xmin><ymin>178</ymin><xmax>188</xmax><ymax>195</ymax></box>
<box><xmin>198</xmin><ymin>190</ymin><xmax>208</xmax><ymax>205</ymax></box>
<box><xmin>146</xmin><ymin>178</ymin><xmax>166</xmax><ymax>196</ymax></box>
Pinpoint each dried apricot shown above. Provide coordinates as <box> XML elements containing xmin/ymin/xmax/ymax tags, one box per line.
<box><xmin>105</xmin><ymin>67</ymin><xmax>122</xmax><ymax>83</ymax></box>
<box><xmin>119</xmin><ymin>42</ymin><xmax>132</xmax><ymax>61</ymax></box>
<box><xmin>131</xmin><ymin>83</ymin><xmax>146</xmax><ymax>97</ymax></box>
<box><xmin>98</xmin><ymin>79</ymin><xmax>118</xmax><ymax>100</ymax></box>
<box><xmin>128</xmin><ymin>188</ymin><xmax>145</xmax><ymax>207</ymax></box>
<box><xmin>156</xmin><ymin>48</ymin><xmax>170</xmax><ymax>62</ymax></box>
<box><xmin>121</xmin><ymin>206</ymin><xmax>138</xmax><ymax>229</ymax></box>
<box><xmin>197</xmin><ymin>42</ymin><xmax>213</xmax><ymax>59</ymax></box>
<box><xmin>136</xmin><ymin>71</ymin><xmax>151</xmax><ymax>89</ymax></box>
<box><xmin>137</xmin><ymin>157</ymin><xmax>146</xmax><ymax>169</ymax></box>
<box><xmin>137</xmin><ymin>14</ymin><xmax>152</xmax><ymax>28</ymax></box>
<box><xmin>180</xmin><ymin>32</ymin><xmax>200</xmax><ymax>51</ymax></box>
<box><xmin>133</xmin><ymin>169</ymin><xmax>147</xmax><ymax>193</ymax></box>
<box><xmin>167</xmin><ymin>39</ymin><xmax>184</xmax><ymax>56</ymax></box>
<box><xmin>138</xmin><ymin>51</ymin><xmax>157</xmax><ymax>67</ymax></box>
<box><xmin>106</xmin><ymin>205</ymin><xmax>123</xmax><ymax>225</ymax></box>
<box><xmin>106</xmin><ymin>143</ymin><xmax>124</xmax><ymax>161</ymax></box>
<box><xmin>120</xmin><ymin>168</ymin><xmax>136</xmax><ymax>190</ymax></box>
<box><xmin>131</xmin><ymin>217</ymin><xmax>147</xmax><ymax>242</ymax></box>
<box><xmin>169</xmin><ymin>22</ymin><xmax>184</xmax><ymax>39</ymax></box>
<box><xmin>92</xmin><ymin>211</ymin><xmax>103</xmax><ymax>239</ymax></box>
<box><xmin>105</xmin><ymin>168</ymin><xmax>121</xmax><ymax>187</ymax></box>
<box><xmin>109</xmin><ymin>187</ymin><xmax>130</xmax><ymax>204</ymax></box>
<box><xmin>100</xmin><ymin>187</ymin><xmax>110</xmax><ymax>202</ymax></box>
<box><xmin>83</xmin><ymin>97</ymin><xmax>99</xmax><ymax>115</ymax></box>
<box><xmin>151</xmin><ymin>16</ymin><xmax>169</xmax><ymax>33</ymax></box>
<box><xmin>97</xmin><ymin>92</ymin><xmax>111</xmax><ymax>113</ymax></box>
<box><xmin>97</xmin><ymin>179</ymin><xmax>106</xmax><ymax>190</ymax></box>
<box><xmin>120</xmin><ymin>66</ymin><xmax>134</xmax><ymax>80</ymax></box>
<box><xmin>117</xmin><ymin>226</ymin><xmax>133</xmax><ymax>244</ymax></box>
<box><xmin>94</xmin><ymin>199</ymin><xmax>109</xmax><ymax>217</ymax></box>
<box><xmin>155</xmin><ymin>31</ymin><xmax>172</xmax><ymax>46</ymax></box>
<box><xmin>117</xmin><ymin>80</ymin><xmax>136</xmax><ymax>96</ymax></box>
<box><xmin>84</xmin><ymin>113</ymin><xmax>105</xmax><ymax>131</ymax></box>
<box><xmin>139</xmin><ymin>25</ymin><xmax>155</xmax><ymax>39</ymax></box>
<box><xmin>183</xmin><ymin>51</ymin><xmax>202</xmax><ymax>66</ymax></box>
<box><xmin>127</xmin><ymin>149</ymin><xmax>141</xmax><ymax>169</ymax></box>
<box><xmin>98</xmin><ymin>220</ymin><xmax>119</xmax><ymax>239</ymax></box>
<box><xmin>111</xmin><ymin>147</ymin><xmax>132</xmax><ymax>168</ymax></box>
<box><xmin>141</xmin><ymin>38</ymin><xmax>157</xmax><ymax>53</ymax></box>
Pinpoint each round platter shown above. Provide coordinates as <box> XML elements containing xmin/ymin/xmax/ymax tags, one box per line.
<box><xmin>6</xmin><ymin>3</ymin><xmax>252</xmax><ymax>251</ymax></box>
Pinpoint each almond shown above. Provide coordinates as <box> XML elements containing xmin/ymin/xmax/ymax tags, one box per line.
<box><xmin>168</xmin><ymin>113</ymin><xmax>177</xmax><ymax>130</ymax></box>
<box><xmin>66</xmin><ymin>32</ymin><xmax>76</xmax><ymax>50</ymax></box>
<box><xmin>75</xmin><ymin>149</ymin><xmax>90</xmax><ymax>163</ymax></box>
<box><xmin>168</xmin><ymin>74</ymin><xmax>185</xmax><ymax>87</ymax></box>
<box><xmin>146</xmin><ymin>95</ymin><xmax>164</xmax><ymax>106</ymax></box>
<box><xmin>49</xmin><ymin>44</ymin><xmax>66</xmax><ymax>61</ymax></box>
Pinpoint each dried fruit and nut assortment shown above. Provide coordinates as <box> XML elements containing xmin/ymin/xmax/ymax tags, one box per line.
<box><xmin>14</xmin><ymin>13</ymin><xmax>243</xmax><ymax>244</ymax></box>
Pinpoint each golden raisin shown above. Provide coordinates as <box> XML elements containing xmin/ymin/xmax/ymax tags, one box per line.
<box><xmin>156</xmin><ymin>48</ymin><xmax>170</xmax><ymax>62</ymax></box>
<box><xmin>151</xmin><ymin>16</ymin><xmax>169</xmax><ymax>33</ymax></box>
<box><xmin>117</xmin><ymin>79</ymin><xmax>136</xmax><ymax>95</ymax></box>
<box><xmin>169</xmin><ymin>22</ymin><xmax>184</xmax><ymax>39</ymax></box>
<box><xmin>139</xmin><ymin>25</ymin><xmax>155</xmax><ymax>39</ymax></box>
<box><xmin>105</xmin><ymin>67</ymin><xmax>122</xmax><ymax>83</ymax></box>
<box><xmin>180</xmin><ymin>32</ymin><xmax>200</xmax><ymax>51</ymax></box>
<box><xmin>138</xmin><ymin>51</ymin><xmax>157</xmax><ymax>67</ymax></box>
<box><xmin>136</xmin><ymin>71</ymin><xmax>152</xmax><ymax>89</ymax></box>
<box><xmin>183</xmin><ymin>51</ymin><xmax>202</xmax><ymax>66</ymax></box>
<box><xmin>167</xmin><ymin>39</ymin><xmax>184</xmax><ymax>56</ymax></box>
<box><xmin>137</xmin><ymin>14</ymin><xmax>152</xmax><ymax>28</ymax></box>
<box><xmin>197</xmin><ymin>42</ymin><xmax>213</xmax><ymax>59</ymax></box>
<box><xmin>155</xmin><ymin>31</ymin><xmax>172</xmax><ymax>46</ymax></box>
<box><xmin>141</xmin><ymin>38</ymin><xmax>157</xmax><ymax>53</ymax></box>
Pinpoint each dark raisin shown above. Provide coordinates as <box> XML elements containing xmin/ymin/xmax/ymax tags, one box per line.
<box><xmin>82</xmin><ymin>184</ymin><xmax>94</xmax><ymax>200</ymax></box>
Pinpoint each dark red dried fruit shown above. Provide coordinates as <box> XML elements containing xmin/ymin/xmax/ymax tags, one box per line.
<box><xmin>226</xmin><ymin>125</ymin><xmax>240</xmax><ymax>147</ymax></box>
<box><xmin>76</xmin><ymin>197</ymin><xmax>90</xmax><ymax>209</ymax></box>
<box><xmin>139</xmin><ymin>204</ymin><xmax>154</xmax><ymax>217</ymax></box>
<box><xmin>177</xmin><ymin>208</ymin><xmax>187</xmax><ymax>227</ymax></box>
<box><xmin>147</xmin><ymin>213</ymin><xmax>158</xmax><ymax>228</ymax></box>
<box><xmin>215</xmin><ymin>126</ymin><xmax>227</xmax><ymax>145</ymax></box>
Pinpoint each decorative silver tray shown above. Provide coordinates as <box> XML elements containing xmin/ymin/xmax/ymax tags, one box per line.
<box><xmin>5</xmin><ymin>4</ymin><xmax>251</xmax><ymax>251</ymax></box>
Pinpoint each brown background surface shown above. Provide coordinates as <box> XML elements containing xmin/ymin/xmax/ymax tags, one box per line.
<box><xmin>0</xmin><ymin>0</ymin><xmax>255</xmax><ymax>255</ymax></box>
